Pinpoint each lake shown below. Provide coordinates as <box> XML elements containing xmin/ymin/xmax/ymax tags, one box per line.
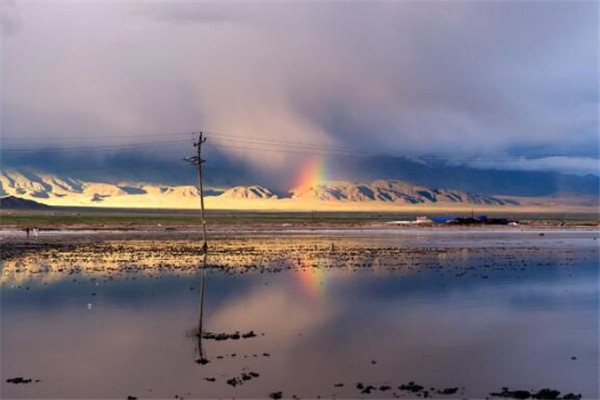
<box><xmin>1</xmin><ymin>230</ymin><xmax>598</xmax><ymax>399</ymax></box>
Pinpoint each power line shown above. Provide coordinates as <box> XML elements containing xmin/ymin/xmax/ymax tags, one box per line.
<box><xmin>1</xmin><ymin>138</ymin><xmax>192</xmax><ymax>154</ymax></box>
<box><xmin>0</xmin><ymin>129</ymin><xmax>518</xmax><ymax>158</ymax></box>
<box><xmin>1</xmin><ymin>161</ymin><xmax>188</xmax><ymax>174</ymax></box>
<box><xmin>207</xmin><ymin>140</ymin><xmax>534</xmax><ymax>162</ymax></box>
<box><xmin>1</xmin><ymin>131</ymin><xmax>194</xmax><ymax>141</ymax></box>
<box><xmin>1</xmin><ymin>129</ymin><xmax>588</xmax><ymax>162</ymax></box>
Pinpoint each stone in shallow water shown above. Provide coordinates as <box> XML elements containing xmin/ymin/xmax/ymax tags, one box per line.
<box><xmin>399</xmin><ymin>381</ymin><xmax>424</xmax><ymax>393</ymax></box>
<box><xmin>437</xmin><ymin>387</ymin><xmax>459</xmax><ymax>395</ymax></box>
<box><xmin>490</xmin><ymin>387</ymin><xmax>531</xmax><ymax>399</ymax></box>
<box><xmin>6</xmin><ymin>377</ymin><xmax>34</xmax><ymax>384</ymax></box>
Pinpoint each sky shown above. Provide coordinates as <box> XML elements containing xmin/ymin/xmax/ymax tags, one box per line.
<box><xmin>1</xmin><ymin>0</ymin><xmax>599</xmax><ymax>181</ymax></box>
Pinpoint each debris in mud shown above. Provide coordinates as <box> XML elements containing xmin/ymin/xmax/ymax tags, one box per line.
<box><xmin>269</xmin><ymin>391</ymin><xmax>283</xmax><ymax>399</ymax></box>
<box><xmin>203</xmin><ymin>377</ymin><xmax>216</xmax><ymax>382</ymax></box>
<box><xmin>399</xmin><ymin>381</ymin><xmax>425</xmax><ymax>392</ymax></box>
<box><xmin>6</xmin><ymin>377</ymin><xmax>38</xmax><ymax>384</ymax></box>
<box><xmin>202</xmin><ymin>331</ymin><xmax>260</xmax><ymax>341</ymax></box>
<box><xmin>334</xmin><ymin>383</ymin><xmax>344</xmax><ymax>387</ymax></box>
<box><xmin>195</xmin><ymin>358</ymin><xmax>210</xmax><ymax>365</ymax></box>
<box><xmin>380</xmin><ymin>385</ymin><xmax>391</xmax><ymax>391</ymax></box>
<box><xmin>126</xmin><ymin>396</ymin><xmax>137</xmax><ymax>400</ymax></box>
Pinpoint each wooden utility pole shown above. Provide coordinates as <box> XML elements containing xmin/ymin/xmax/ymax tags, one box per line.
<box><xmin>185</xmin><ymin>132</ymin><xmax>208</xmax><ymax>253</ymax></box>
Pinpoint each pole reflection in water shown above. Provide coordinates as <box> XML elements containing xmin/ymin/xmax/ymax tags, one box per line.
<box><xmin>195</xmin><ymin>252</ymin><xmax>209</xmax><ymax>365</ymax></box>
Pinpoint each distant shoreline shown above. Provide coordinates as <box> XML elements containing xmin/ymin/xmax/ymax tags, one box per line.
<box><xmin>1</xmin><ymin>223</ymin><xmax>598</xmax><ymax>241</ymax></box>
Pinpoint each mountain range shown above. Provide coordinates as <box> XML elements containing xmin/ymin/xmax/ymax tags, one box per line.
<box><xmin>0</xmin><ymin>168</ymin><xmax>597</xmax><ymax>211</ymax></box>
<box><xmin>0</xmin><ymin>168</ymin><xmax>516</xmax><ymax>208</ymax></box>
<box><xmin>4</xmin><ymin>152</ymin><xmax>599</xmax><ymax>197</ymax></box>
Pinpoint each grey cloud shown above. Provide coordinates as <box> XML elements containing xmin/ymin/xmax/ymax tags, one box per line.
<box><xmin>1</xmin><ymin>1</ymin><xmax>598</xmax><ymax>177</ymax></box>
<box><xmin>465</xmin><ymin>156</ymin><xmax>600</xmax><ymax>176</ymax></box>
<box><xmin>133</xmin><ymin>1</ymin><xmax>600</xmax><ymax>154</ymax></box>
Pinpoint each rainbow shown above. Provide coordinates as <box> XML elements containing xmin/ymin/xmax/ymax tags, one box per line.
<box><xmin>295</xmin><ymin>157</ymin><xmax>327</xmax><ymax>189</ymax></box>
<box><xmin>297</xmin><ymin>263</ymin><xmax>327</xmax><ymax>298</ymax></box>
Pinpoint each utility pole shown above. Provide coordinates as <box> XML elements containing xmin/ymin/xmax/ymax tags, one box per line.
<box><xmin>185</xmin><ymin>132</ymin><xmax>208</xmax><ymax>254</ymax></box>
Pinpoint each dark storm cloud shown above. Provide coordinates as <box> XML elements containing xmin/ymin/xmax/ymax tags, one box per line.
<box><xmin>1</xmin><ymin>1</ymin><xmax>598</xmax><ymax>176</ymax></box>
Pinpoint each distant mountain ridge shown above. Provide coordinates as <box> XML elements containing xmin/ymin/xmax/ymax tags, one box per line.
<box><xmin>290</xmin><ymin>180</ymin><xmax>517</xmax><ymax>205</ymax></box>
<box><xmin>0</xmin><ymin>169</ymin><xmax>520</xmax><ymax>209</ymax></box>
<box><xmin>219</xmin><ymin>186</ymin><xmax>279</xmax><ymax>200</ymax></box>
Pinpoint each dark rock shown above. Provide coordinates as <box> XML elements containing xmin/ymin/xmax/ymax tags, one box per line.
<box><xmin>438</xmin><ymin>387</ymin><xmax>459</xmax><ymax>395</ymax></box>
<box><xmin>6</xmin><ymin>377</ymin><xmax>33</xmax><ymax>384</ymax></box>
<box><xmin>399</xmin><ymin>381</ymin><xmax>424</xmax><ymax>392</ymax></box>
<box><xmin>490</xmin><ymin>388</ymin><xmax>531</xmax><ymax>399</ymax></box>
<box><xmin>195</xmin><ymin>358</ymin><xmax>210</xmax><ymax>365</ymax></box>
<box><xmin>361</xmin><ymin>385</ymin><xmax>376</xmax><ymax>394</ymax></box>
<box><xmin>334</xmin><ymin>383</ymin><xmax>344</xmax><ymax>387</ymax></box>
<box><xmin>226</xmin><ymin>378</ymin><xmax>241</xmax><ymax>387</ymax></box>
<box><xmin>532</xmin><ymin>389</ymin><xmax>560</xmax><ymax>399</ymax></box>
<box><xmin>269</xmin><ymin>391</ymin><xmax>283</xmax><ymax>399</ymax></box>
<box><xmin>202</xmin><ymin>330</ymin><xmax>257</xmax><ymax>341</ymax></box>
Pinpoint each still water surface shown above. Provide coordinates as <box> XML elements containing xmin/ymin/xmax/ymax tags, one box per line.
<box><xmin>1</xmin><ymin>231</ymin><xmax>598</xmax><ymax>399</ymax></box>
